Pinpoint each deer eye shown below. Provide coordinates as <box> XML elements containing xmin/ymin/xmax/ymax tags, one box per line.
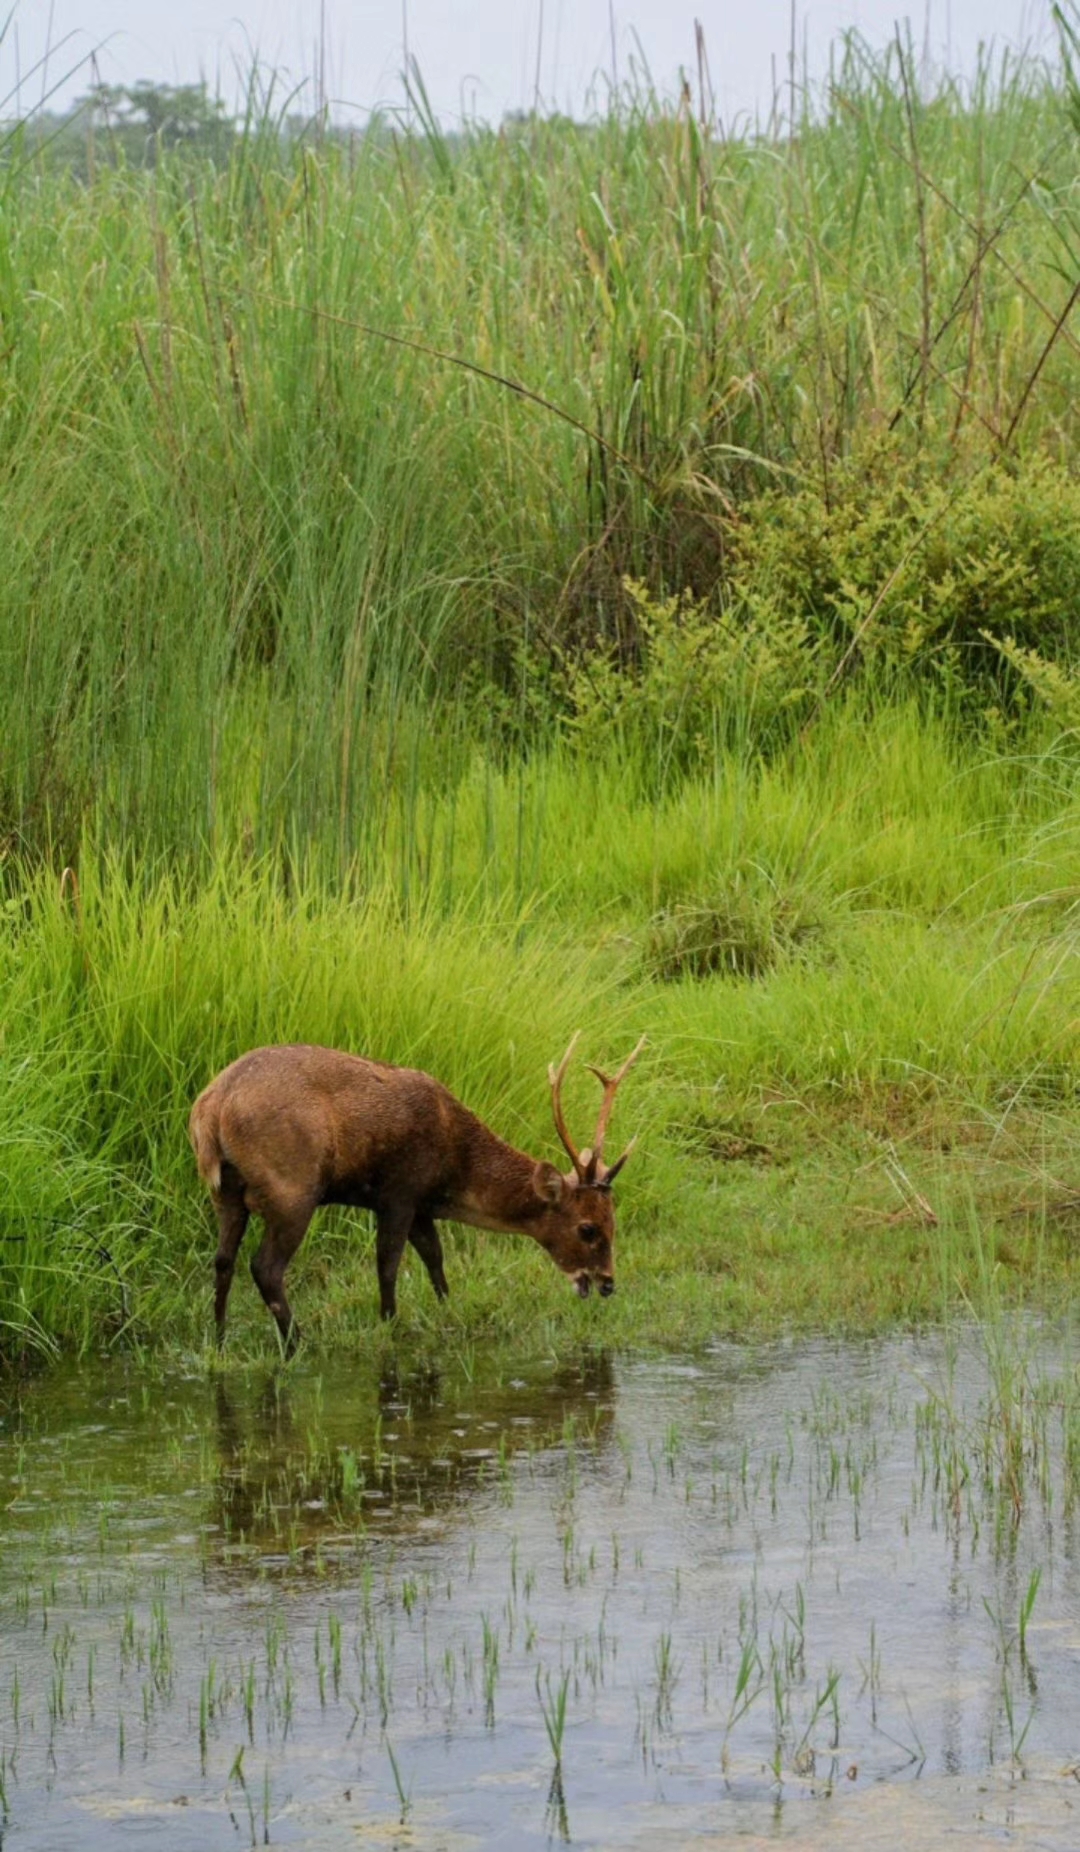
<box><xmin>578</xmin><ymin>1222</ymin><xmax>603</xmax><ymax>1246</ymax></box>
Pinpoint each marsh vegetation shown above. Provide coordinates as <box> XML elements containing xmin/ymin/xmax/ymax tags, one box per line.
<box><xmin>5</xmin><ymin>24</ymin><xmax>1080</xmax><ymax>1840</ymax></box>
<box><xmin>2</xmin><ymin>1325</ymin><xmax>1080</xmax><ymax>1846</ymax></box>
<box><xmin>5</xmin><ymin>31</ymin><xmax>1080</xmax><ymax>1354</ymax></box>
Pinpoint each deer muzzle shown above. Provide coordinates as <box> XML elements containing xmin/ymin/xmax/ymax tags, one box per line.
<box><xmin>574</xmin><ymin>1274</ymin><xmax>615</xmax><ymax>1299</ymax></box>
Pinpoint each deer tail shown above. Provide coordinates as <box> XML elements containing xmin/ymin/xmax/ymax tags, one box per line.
<box><xmin>188</xmin><ymin>1096</ymin><xmax>223</xmax><ymax>1195</ymax></box>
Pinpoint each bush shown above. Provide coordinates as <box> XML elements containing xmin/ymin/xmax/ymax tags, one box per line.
<box><xmin>727</xmin><ymin>447</ymin><xmax>1080</xmax><ymax>692</ymax></box>
<box><xmin>560</xmin><ymin>578</ymin><xmax>819</xmax><ymax>766</ymax></box>
<box><xmin>555</xmin><ymin>450</ymin><xmax>1080</xmax><ymax>770</ymax></box>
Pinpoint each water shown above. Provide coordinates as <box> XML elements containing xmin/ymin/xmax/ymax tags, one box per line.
<box><xmin>1</xmin><ymin>1323</ymin><xmax>1080</xmax><ymax>1849</ymax></box>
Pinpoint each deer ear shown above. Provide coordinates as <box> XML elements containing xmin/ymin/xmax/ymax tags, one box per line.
<box><xmin>533</xmin><ymin>1161</ymin><xmax>565</xmax><ymax>1205</ymax></box>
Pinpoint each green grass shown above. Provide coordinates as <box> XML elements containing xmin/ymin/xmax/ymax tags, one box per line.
<box><xmin>3</xmin><ymin>42</ymin><xmax>1080</xmax><ymax>864</ymax></box>
<box><xmin>3</xmin><ymin>700</ymin><xmax>1080</xmax><ymax>1361</ymax></box>
<box><xmin>4</xmin><ymin>48</ymin><xmax>1080</xmax><ymax>1359</ymax></box>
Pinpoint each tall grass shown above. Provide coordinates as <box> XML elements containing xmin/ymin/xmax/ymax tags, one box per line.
<box><xmin>3</xmin><ymin>701</ymin><xmax>1080</xmax><ymax>1355</ymax></box>
<box><xmin>5</xmin><ymin>46</ymin><xmax>1080</xmax><ymax>1356</ymax></box>
<box><xmin>2</xmin><ymin>42</ymin><xmax>1080</xmax><ymax>863</ymax></box>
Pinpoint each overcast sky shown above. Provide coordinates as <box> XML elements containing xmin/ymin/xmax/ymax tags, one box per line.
<box><xmin>13</xmin><ymin>0</ymin><xmax>1059</xmax><ymax>128</ymax></box>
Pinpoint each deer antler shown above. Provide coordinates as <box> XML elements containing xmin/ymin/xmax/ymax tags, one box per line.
<box><xmin>548</xmin><ymin>1031</ymin><xmax>587</xmax><ymax>1180</ymax></box>
<box><xmin>550</xmin><ymin>1032</ymin><xmax>645</xmax><ymax>1186</ymax></box>
<box><xmin>586</xmin><ymin>1035</ymin><xmax>647</xmax><ymax>1182</ymax></box>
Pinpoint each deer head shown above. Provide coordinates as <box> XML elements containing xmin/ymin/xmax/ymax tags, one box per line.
<box><xmin>535</xmin><ymin>1031</ymin><xmax>646</xmax><ymax>1297</ymax></box>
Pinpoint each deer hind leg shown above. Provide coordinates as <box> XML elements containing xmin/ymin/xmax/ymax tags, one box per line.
<box><xmin>250</xmin><ymin>1205</ymin><xmax>314</xmax><ymax>1355</ymax></box>
<box><xmin>375</xmin><ymin>1204</ymin><xmax>417</xmax><ymax>1321</ymax></box>
<box><xmin>212</xmin><ymin>1186</ymin><xmax>250</xmax><ymax>1346</ymax></box>
<box><xmin>408</xmin><ymin>1212</ymin><xmax>449</xmax><ymax>1302</ymax></box>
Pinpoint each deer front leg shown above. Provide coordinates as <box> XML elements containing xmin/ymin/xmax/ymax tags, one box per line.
<box><xmin>375</xmin><ymin>1204</ymin><xmax>415</xmax><ymax>1320</ymax></box>
<box><xmin>408</xmin><ymin>1212</ymin><xmax>449</xmax><ymax>1302</ymax></box>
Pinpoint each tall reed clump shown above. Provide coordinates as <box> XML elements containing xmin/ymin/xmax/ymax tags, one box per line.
<box><xmin>2</xmin><ymin>39</ymin><xmax>1080</xmax><ymax>871</ymax></box>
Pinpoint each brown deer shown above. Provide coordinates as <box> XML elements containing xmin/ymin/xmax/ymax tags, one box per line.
<box><xmin>189</xmin><ymin>1033</ymin><xmax>644</xmax><ymax>1351</ymax></box>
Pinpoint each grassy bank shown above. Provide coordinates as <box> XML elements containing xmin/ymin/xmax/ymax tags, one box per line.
<box><xmin>4</xmin><ymin>48</ymin><xmax>1080</xmax><ymax>1359</ymax></box>
<box><xmin>3</xmin><ymin>701</ymin><xmax>1080</xmax><ymax>1361</ymax></box>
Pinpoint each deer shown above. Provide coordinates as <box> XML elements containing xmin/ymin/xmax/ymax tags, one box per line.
<box><xmin>189</xmin><ymin>1032</ymin><xmax>645</xmax><ymax>1352</ymax></box>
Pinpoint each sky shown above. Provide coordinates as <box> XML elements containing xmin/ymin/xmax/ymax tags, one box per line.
<box><xmin>11</xmin><ymin>0</ymin><xmax>1059</xmax><ymax>129</ymax></box>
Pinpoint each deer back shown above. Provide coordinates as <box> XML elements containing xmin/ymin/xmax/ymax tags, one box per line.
<box><xmin>190</xmin><ymin>1044</ymin><xmax>475</xmax><ymax>1207</ymax></box>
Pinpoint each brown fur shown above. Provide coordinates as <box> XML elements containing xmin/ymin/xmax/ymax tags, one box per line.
<box><xmin>189</xmin><ymin>1042</ymin><xmax>636</xmax><ymax>1351</ymax></box>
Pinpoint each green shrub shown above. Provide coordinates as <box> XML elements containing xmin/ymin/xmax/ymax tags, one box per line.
<box><xmin>554</xmin><ymin>451</ymin><xmax>1080</xmax><ymax>775</ymax></box>
<box><xmin>980</xmin><ymin>632</ymin><xmax>1080</xmax><ymax>729</ymax></box>
<box><xmin>560</xmin><ymin>578</ymin><xmax>819</xmax><ymax>766</ymax></box>
<box><xmin>727</xmin><ymin>448</ymin><xmax>1080</xmax><ymax>694</ymax></box>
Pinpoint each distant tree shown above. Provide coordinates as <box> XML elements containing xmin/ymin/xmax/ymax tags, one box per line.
<box><xmin>84</xmin><ymin>81</ymin><xmax>237</xmax><ymax>163</ymax></box>
<box><xmin>1</xmin><ymin>78</ymin><xmax>370</xmax><ymax>177</ymax></box>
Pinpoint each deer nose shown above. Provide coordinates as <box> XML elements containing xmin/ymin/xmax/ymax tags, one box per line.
<box><xmin>599</xmin><ymin>1278</ymin><xmax>615</xmax><ymax>1297</ymax></box>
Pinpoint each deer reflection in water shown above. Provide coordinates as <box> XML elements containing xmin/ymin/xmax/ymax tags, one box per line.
<box><xmin>207</xmin><ymin>1353</ymin><xmax>617</xmax><ymax>1577</ymax></box>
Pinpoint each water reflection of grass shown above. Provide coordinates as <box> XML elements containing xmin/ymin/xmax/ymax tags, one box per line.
<box><xmin>1</xmin><ymin>1333</ymin><xmax>1079</xmax><ymax>1842</ymax></box>
<box><xmin>206</xmin><ymin>1353</ymin><xmax>616</xmax><ymax>1571</ymax></box>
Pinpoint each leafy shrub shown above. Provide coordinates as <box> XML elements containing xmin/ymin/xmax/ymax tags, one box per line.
<box><xmin>555</xmin><ymin>450</ymin><xmax>1080</xmax><ymax>770</ymax></box>
<box><xmin>979</xmin><ymin>632</ymin><xmax>1080</xmax><ymax>730</ymax></box>
<box><xmin>560</xmin><ymin>578</ymin><xmax>819</xmax><ymax>765</ymax></box>
<box><xmin>727</xmin><ymin>446</ymin><xmax>1080</xmax><ymax>689</ymax></box>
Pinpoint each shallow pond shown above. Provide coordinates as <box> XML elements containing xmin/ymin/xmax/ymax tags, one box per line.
<box><xmin>2</xmin><ymin>1322</ymin><xmax>1080</xmax><ymax>1849</ymax></box>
